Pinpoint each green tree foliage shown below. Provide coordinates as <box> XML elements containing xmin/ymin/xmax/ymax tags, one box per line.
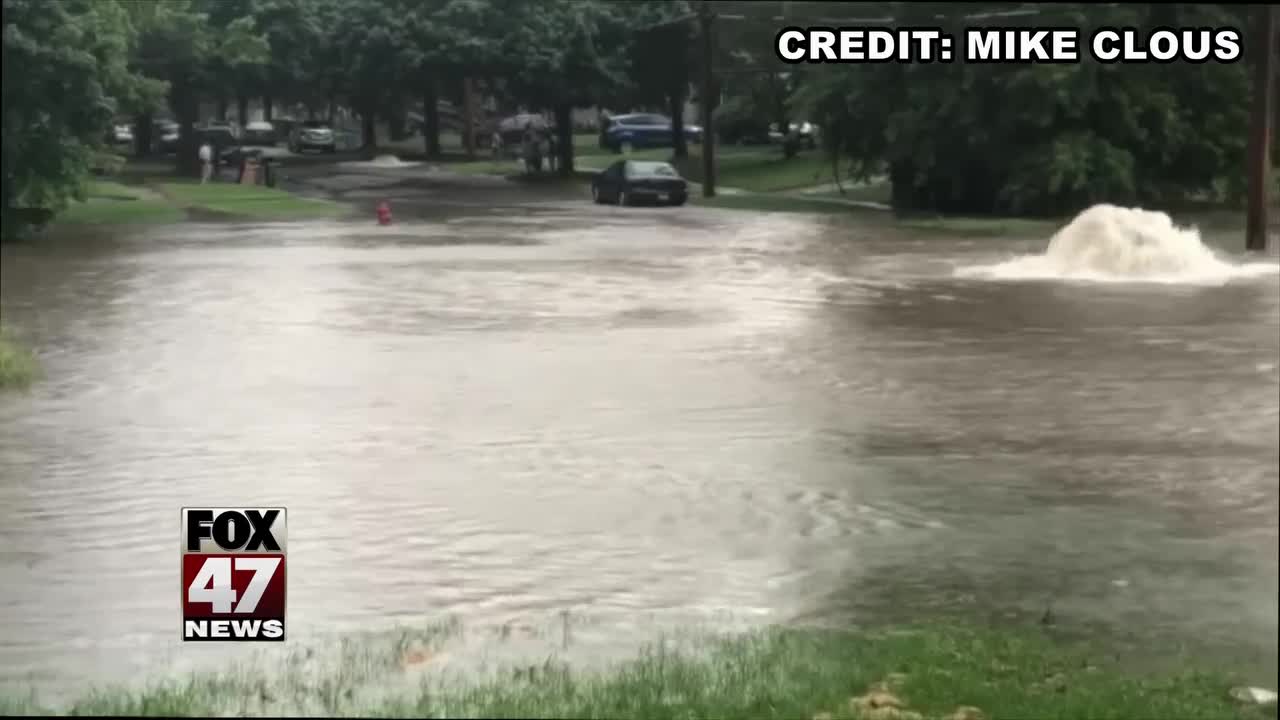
<box><xmin>794</xmin><ymin>2</ymin><xmax>1255</xmax><ymax>216</ymax></box>
<box><xmin>501</xmin><ymin>0</ymin><xmax>633</xmax><ymax>174</ymax></box>
<box><xmin>130</xmin><ymin>0</ymin><xmax>267</xmax><ymax>174</ymax></box>
<box><xmin>2</xmin><ymin>0</ymin><xmax>153</xmax><ymax>237</ymax></box>
<box><xmin>330</xmin><ymin>0</ymin><xmax>415</xmax><ymax>151</ymax></box>
<box><xmin>626</xmin><ymin>1</ymin><xmax>696</xmax><ymax>157</ymax></box>
<box><xmin>399</xmin><ymin>0</ymin><xmax>506</xmax><ymax>156</ymax></box>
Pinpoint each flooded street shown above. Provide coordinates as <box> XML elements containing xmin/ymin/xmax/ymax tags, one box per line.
<box><xmin>1</xmin><ymin>200</ymin><xmax>1277</xmax><ymax>699</ymax></box>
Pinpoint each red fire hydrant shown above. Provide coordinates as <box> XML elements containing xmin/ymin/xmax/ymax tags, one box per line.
<box><xmin>376</xmin><ymin>201</ymin><xmax>392</xmax><ymax>226</ymax></box>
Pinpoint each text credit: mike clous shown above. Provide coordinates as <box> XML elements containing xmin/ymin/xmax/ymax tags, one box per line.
<box><xmin>775</xmin><ymin>27</ymin><xmax>1243</xmax><ymax>64</ymax></box>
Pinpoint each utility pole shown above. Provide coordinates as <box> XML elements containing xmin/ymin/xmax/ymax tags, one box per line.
<box><xmin>698</xmin><ymin>1</ymin><xmax>717</xmax><ymax>198</ymax></box>
<box><xmin>1246</xmin><ymin>4</ymin><xmax>1277</xmax><ymax>252</ymax></box>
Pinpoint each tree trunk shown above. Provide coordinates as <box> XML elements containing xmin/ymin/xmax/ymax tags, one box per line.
<box><xmin>217</xmin><ymin>96</ymin><xmax>229</xmax><ymax>122</ymax></box>
<box><xmin>263</xmin><ymin>95</ymin><xmax>274</xmax><ymax>123</ymax></box>
<box><xmin>237</xmin><ymin>94</ymin><xmax>249</xmax><ymax>128</ymax></box>
<box><xmin>422</xmin><ymin>78</ymin><xmax>441</xmax><ymax>158</ymax></box>
<box><xmin>361</xmin><ymin>104</ymin><xmax>377</xmax><ymax>153</ymax></box>
<box><xmin>669</xmin><ymin>89</ymin><xmax>688</xmax><ymax>159</ymax></box>
<box><xmin>889</xmin><ymin>160</ymin><xmax>916</xmax><ymax>214</ymax></box>
<box><xmin>553</xmin><ymin>103</ymin><xmax>574</xmax><ymax>176</ymax></box>
<box><xmin>173</xmin><ymin>88</ymin><xmax>201</xmax><ymax>178</ymax></box>
<box><xmin>388</xmin><ymin>114</ymin><xmax>406</xmax><ymax>141</ymax></box>
<box><xmin>697</xmin><ymin>9</ymin><xmax>717</xmax><ymax>197</ymax></box>
<box><xmin>461</xmin><ymin>78</ymin><xmax>476</xmax><ymax>158</ymax></box>
<box><xmin>134</xmin><ymin>112</ymin><xmax>154</xmax><ymax>157</ymax></box>
<box><xmin>772</xmin><ymin>73</ymin><xmax>788</xmax><ymax>131</ymax></box>
<box><xmin>1245</xmin><ymin>3</ymin><xmax>1275</xmax><ymax>251</ymax></box>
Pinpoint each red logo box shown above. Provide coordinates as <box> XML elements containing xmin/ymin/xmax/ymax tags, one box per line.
<box><xmin>181</xmin><ymin>507</ymin><xmax>287</xmax><ymax>641</ymax></box>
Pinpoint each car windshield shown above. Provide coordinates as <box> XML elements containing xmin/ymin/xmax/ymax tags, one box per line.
<box><xmin>626</xmin><ymin>162</ymin><xmax>677</xmax><ymax>178</ymax></box>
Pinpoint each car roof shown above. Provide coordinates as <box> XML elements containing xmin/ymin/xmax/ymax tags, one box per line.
<box><xmin>625</xmin><ymin>160</ymin><xmax>678</xmax><ymax>174</ymax></box>
<box><xmin>614</xmin><ymin>113</ymin><xmax>666</xmax><ymax>123</ymax></box>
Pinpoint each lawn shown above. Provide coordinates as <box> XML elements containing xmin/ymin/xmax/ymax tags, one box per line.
<box><xmin>55</xmin><ymin>181</ymin><xmax>184</xmax><ymax>225</ymax></box>
<box><xmin>54</xmin><ymin>179</ymin><xmax>348</xmax><ymax>224</ymax></box>
<box><xmin>0</xmin><ymin>326</ymin><xmax>39</xmax><ymax>390</ymax></box>
<box><xmin>158</xmin><ymin>181</ymin><xmax>347</xmax><ymax>219</ymax></box>
<box><xmin>5</xmin><ymin>623</ymin><xmax>1269</xmax><ymax>718</ymax></box>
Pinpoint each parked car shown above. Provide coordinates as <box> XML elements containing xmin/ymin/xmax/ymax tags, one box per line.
<box><xmin>195</xmin><ymin>125</ymin><xmax>241</xmax><ymax>166</ymax></box>
<box><xmin>157</xmin><ymin>121</ymin><xmax>180</xmax><ymax>154</ymax></box>
<box><xmin>599</xmin><ymin>113</ymin><xmax>703</xmax><ymax>154</ymax></box>
<box><xmin>107</xmin><ymin>124</ymin><xmax>133</xmax><ymax>146</ymax></box>
<box><xmin>242</xmin><ymin>120</ymin><xmax>278</xmax><ymax>146</ymax></box>
<box><xmin>288</xmin><ymin>120</ymin><xmax>336</xmax><ymax>153</ymax></box>
<box><xmin>768</xmin><ymin>121</ymin><xmax>819</xmax><ymax>149</ymax></box>
<box><xmin>590</xmin><ymin>160</ymin><xmax>688</xmax><ymax>206</ymax></box>
<box><xmin>199</xmin><ymin>123</ymin><xmax>239</xmax><ymax>144</ymax></box>
<box><xmin>408</xmin><ymin>107</ymin><xmax>495</xmax><ymax>149</ymax></box>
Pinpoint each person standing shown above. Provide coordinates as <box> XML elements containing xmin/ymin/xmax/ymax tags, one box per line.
<box><xmin>198</xmin><ymin>141</ymin><xmax>213</xmax><ymax>184</ymax></box>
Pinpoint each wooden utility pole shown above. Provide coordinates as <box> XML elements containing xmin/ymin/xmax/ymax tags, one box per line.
<box><xmin>1246</xmin><ymin>4</ymin><xmax>1277</xmax><ymax>252</ymax></box>
<box><xmin>698</xmin><ymin>1</ymin><xmax>717</xmax><ymax>198</ymax></box>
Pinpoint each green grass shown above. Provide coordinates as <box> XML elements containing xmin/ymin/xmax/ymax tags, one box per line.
<box><xmin>157</xmin><ymin>181</ymin><xmax>347</xmax><ymax>219</ymax></box>
<box><xmin>675</xmin><ymin>150</ymin><xmax>836</xmax><ymax>193</ymax></box>
<box><xmin>811</xmin><ymin>178</ymin><xmax>893</xmax><ymax>205</ymax></box>
<box><xmin>6</xmin><ymin>623</ymin><xmax>1271</xmax><ymax>718</ymax></box>
<box><xmin>0</xmin><ymin>326</ymin><xmax>40</xmax><ymax>390</ymax></box>
<box><xmin>55</xmin><ymin>181</ymin><xmax>184</xmax><ymax>225</ymax></box>
<box><xmin>53</xmin><ymin>178</ymin><xmax>347</xmax><ymax>225</ymax></box>
<box><xmin>693</xmin><ymin>193</ymin><xmax>873</xmax><ymax>215</ymax></box>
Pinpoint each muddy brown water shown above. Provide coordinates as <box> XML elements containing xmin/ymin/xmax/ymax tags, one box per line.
<box><xmin>1</xmin><ymin>201</ymin><xmax>1277</xmax><ymax>702</ymax></box>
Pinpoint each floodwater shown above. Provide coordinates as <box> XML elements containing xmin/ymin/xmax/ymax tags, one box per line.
<box><xmin>1</xmin><ymin>200</ymin><xmax>1277</xmax><ymax>702</ymax></box>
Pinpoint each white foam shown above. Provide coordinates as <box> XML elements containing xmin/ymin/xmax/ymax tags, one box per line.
<box><xmin>338</xmin><ymin>155</ymin><xmax>422</xmax><ymax>169</ymax></box>
<box><xmin>956</xmin><ymin>204</ymin><xmax>1279</xmax><ymax>284</ymax></box>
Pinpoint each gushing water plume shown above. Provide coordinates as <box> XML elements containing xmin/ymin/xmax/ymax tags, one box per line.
<box><xmin>957</xmin><ymin>204</ymin><xmax>1278</xmax><ymax>284</ymax></box>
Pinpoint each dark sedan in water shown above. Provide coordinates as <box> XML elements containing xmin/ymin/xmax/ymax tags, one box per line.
<box><xmin>591</xmin><ymin>160</ymin><xmax>688</xmax><ymax>206</ymax></box>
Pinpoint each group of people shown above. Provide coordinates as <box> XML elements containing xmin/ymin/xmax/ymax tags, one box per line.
<box><xmin>493</xmin><ymin>122</ymin><xmax>558</xmax><ymax>175</ymax></box>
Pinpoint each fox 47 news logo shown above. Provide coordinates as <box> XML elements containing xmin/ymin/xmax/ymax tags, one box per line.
<box><xmin>181</xmin><ymin>507</ymin><xmax>287</xmax><ymax>641</ymax></box>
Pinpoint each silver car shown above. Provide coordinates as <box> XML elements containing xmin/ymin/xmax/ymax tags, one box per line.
<box><xmin>289</xmin><ymin>120</ymin><xmax>336</xmax><ymax>154</ymax></box>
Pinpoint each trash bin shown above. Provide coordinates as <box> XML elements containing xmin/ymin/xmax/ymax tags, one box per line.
<box><xmin>239</xmin><ymin>157</ymin><xmax>259</xmax><ymax>185</ymax></box>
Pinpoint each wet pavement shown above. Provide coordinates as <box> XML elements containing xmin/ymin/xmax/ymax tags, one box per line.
<box><xmin>1</xmin><ymin>179</ymin><xmax>1277</xmax><ymax>700</ymax></box>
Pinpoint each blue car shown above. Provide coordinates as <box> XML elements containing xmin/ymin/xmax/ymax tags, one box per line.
<box><xmin>599</xmin><ymin>113</ymin><xmax>703</xmax><ymax>154</ymax></box>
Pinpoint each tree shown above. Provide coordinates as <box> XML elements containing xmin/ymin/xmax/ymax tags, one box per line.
<box><xmin>400</xmin><ymin>0</ymin><xmax>505</xmax><ymax>157</ymax></box>
<box><xmin>130</xmin><ymin>0</ymin><xmax>267</xmax><ymax>176</ymax></box>
<box><xmin>2</xmin><ymin>0</ymin><xmax>152</xmax><ymax>237</ymax></box>
<box><xmin>330</xmin><ymin>0</ymin><xmax>415</xmax><ymax>153</ymax></box>
<box><xmin>794</xmin><ymin>2</ymin><xmax>1254</xmax><ymax>216</ymax></box>
<box><xmin>502</xmin><ymin>0</ymin><xmax>632</xmax><ymax>175</ymax></box>
<box><xmin>626</xmin><ymin>1</ymin><xmax>696</xmax><ymax>158</ymax></box>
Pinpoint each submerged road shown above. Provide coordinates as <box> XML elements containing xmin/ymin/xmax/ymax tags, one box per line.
<box><xmin>1</xmin><ymin>172</ymin><xmax>1277</xmax><ymax>699</ymax></box>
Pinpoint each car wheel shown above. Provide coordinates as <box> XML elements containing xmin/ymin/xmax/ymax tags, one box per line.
<box><xmin>669</xmin><ymin>195</ymin><xmax>687</xmax><ymax>207</ymax></box>
<box><xmin>325</xmin><ymin>145</ymin><xmax>336</xmax><ymax>154</ymax></box>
